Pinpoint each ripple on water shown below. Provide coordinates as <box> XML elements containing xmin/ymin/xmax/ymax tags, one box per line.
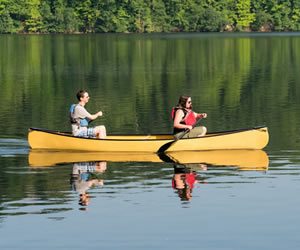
<box><xmin>267</xmin><ymin>150</ymin><xmax>300</xmax><ymax>176</ymax></box>
<box><xmin>0</xmin><ymin>138</ymin><xmax>29</xmax><ymax>156</ymax></box>
<box><xmin>0</xmin><ymin>195</ymin><xmax>74</xmax><ymax>217</ymax></box>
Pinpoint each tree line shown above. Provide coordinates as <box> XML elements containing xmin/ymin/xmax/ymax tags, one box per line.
<box><xmin>1</xmin><ymin>0</ymin><xmax>300</xmax><ymax>34</ymax></box>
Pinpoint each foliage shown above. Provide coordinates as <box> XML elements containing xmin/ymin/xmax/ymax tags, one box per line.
<box><xmin>1</xmin><ymin>0</ymin><xmax>300</xmax><ymax>33</ymax></box>
<box><xmin>198</xmin><ymin>7</ymin><xmax>227</xmax><ymax>32</ymax></box>
<box><xmin>235</xmin><ymin>0</ymin><xmax>255</xmax><ymax>30</ymax></box>
<box><xmin>0</xmin><ymin>9</ymin><xmax>13</xmax><ymax>33</ymax></box>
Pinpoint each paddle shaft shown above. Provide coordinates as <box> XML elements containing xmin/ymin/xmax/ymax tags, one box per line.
<box><xmin>157</xmin><ymin>117</ymin><xmax>203</xmax><ymax>154</ymax></box>
<box><xmin>174</xmin><ymin>116</ymin><xmax>204</xmax><ymax>140</ymax></box>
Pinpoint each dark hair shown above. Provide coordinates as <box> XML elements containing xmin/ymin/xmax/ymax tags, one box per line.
<box><xmin>79</xmin><ymin>193</ymin><xmax>89</xmax><ymax>206</ymax></box>
<box><xmin>177</xmin><ymin>95</ymin><xmax>190</xmax><ymax>109</ymax></box>
<box><xmin>76</xmin><ymin>90</ymin><xmax>87</xmax><ymax>101</ymax></box>
<box><xmin>177</xmin><ymin>187</ymin><xmax>192</xmax><ymax>201</ymax></box>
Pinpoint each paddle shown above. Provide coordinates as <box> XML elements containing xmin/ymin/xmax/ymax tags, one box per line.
<box><xmin>157</xmin><ymin>117</ymin><xmax>203</xmax><ymax>154</ymax></box>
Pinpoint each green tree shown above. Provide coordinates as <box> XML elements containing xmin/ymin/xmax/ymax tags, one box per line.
<box><xmin>150</xmin><ymin>0</ymin><xmax>169</xmax><ymax>32</ymax></box>
<box><xmin>114</xmin><ymin>6</ymin><xmax>130</xmax><ymax>32</ymax></box>
<box><xmin>1</xmin><ymin>0</ymin><xmax>300</xmax><ymax>33</ymax></box>
<box><xmin>184</xmin><ymin>1</ymin><xmax>204</xmax><ymax>31</ymax></box>
<box><xmin>75</xmin><ymin>0</ymin><xmax>100</xmax><ymax>32</ymax></box>
<box><xmin>0</xmin><ymin>9</ymin><xmax>13</xmax><ymax>33</ymax></box>
<box><xmin>251</xmin><ymin>10</ymin><xmax>273</xmax><ymax>31</ymax></box>
<box><xmin>95</xmin><ymin>0</ymin><xmax>130</xmax><ymax>33</ymax></box>
<box><xmin>164</xmin><ymin>0</ymin><xmax>189</xmax><ymax>31</ymax></box>
<box><xmin>24</xmin><ymin>0</ymin><xmax>43</xmax><ymax>32</ymax></box>
<box><xmin>288</xmin><ymin>0</ymin><xmax>300</xmax><ymax>30</ymax></box>
<box><xmin>64</xmin><ymin>7</ymin><xmax>78</xmax><ymax>32</ymax></box>
<box><xmin>53</xmin><ymin>0</ymin><xmax>66</xmax><ymax>32</ymax></box>
<box><xmin>0</xmin><ymin>0</ymin><xmax>14</xmax><ymax>32</ymax></box>
<box><xmin>39</xmin><ymin>1</ymin><xmax>54</xmax><ymax>32</ymax></box>
<box><xmin>235</xmin><ymin>0</ymin><xmax>255</xmax><ymax>30</ymax></box>
<box><xmin>198</xmin><ymin>7</ymin><xmax>226</xmax><ymax>31</ymax></box>
<box><xmin>127</xmin><ymin>0</ymin><xmax>151</xmax><ymax>32</ymax></box>
<box><xmin>269</xmin><ymin>0</ymin><xmax>293</xmax><ymax>31</ymax></box>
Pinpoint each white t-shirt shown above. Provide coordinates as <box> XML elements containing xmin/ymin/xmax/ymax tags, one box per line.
<box><xmin>71</xmin><ymin>105</ymin><xmax>91</xmax><ymax>135</ymax></box>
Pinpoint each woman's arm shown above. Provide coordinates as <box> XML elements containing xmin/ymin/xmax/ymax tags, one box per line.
<box><xmin>194</xmin><ymin>112</ymin><xmax>207</xmax><ymax>119</ymax></box>
<box><xmin>174</xmin><ymin>110</ymin><xmax>193</xmax><ymax>130</ymax></box>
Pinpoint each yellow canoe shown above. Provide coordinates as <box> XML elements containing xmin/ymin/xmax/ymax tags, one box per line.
<box><xmin>28</xmin><ymin>149</ymin><xmax>269</xmax><ymax>170</ymax></box>
<box><xmin>28</xmin><ymin>126</ymin><xmax>269</xmax><ymax>153</ymax></box>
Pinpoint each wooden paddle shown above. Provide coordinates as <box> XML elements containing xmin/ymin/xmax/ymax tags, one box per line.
<box><xmin>157</xmin><ymin>118</ymin><xmax>203</xmax><ymax>154</ymax></box>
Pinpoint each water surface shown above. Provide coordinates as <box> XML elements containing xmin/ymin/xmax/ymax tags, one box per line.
<box><xmin>1</xmin><ymin>33</ymin><xmax>300</xmax><ymax>249</ymax></box>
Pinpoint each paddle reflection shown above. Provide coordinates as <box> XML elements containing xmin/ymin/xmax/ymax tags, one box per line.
<box><xmin>172</xmin><ymin>163</ymin><xmax>207</xmax><ymax>202</ymax></box>
<box><xmin>70</xmin><ymin>161</ymin><xmax>107</xmax><ymax>208</ymax></box>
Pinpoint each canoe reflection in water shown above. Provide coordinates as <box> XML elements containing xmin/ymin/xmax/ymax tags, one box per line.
<box><xmin>70</xmin><ymin>161</ymin><xmax>107</xmax><ymax>207</ymax></box>
<box><xmin>28</xmin><ymin>150</ymin><xmax>269</xmax><ymax>206</ymax></box>
<box><xmin>28</xmin><ymin>150</ymin><xmax>269</xmax><ymax>170</ymax></box>
<box><xmin>172</xmin><ymin>164</ymin><xmax>207</xmax><ymax>201</ymax></box>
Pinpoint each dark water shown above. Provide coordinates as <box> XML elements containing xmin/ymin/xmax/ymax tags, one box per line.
<box><xmin>1</xmin><ymin>33</ymin><xmax>300</xmax><ymax>249</ymax></box>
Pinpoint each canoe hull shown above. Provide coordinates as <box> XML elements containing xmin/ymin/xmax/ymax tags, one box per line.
<box><xmin>169</xmin><ymin>127</ymin><xmax>269</xmax><ymax>151</ymax></box>
<box><xmin>28</xmin><ymin>129</ymin><xmax>172</xmax><ymax>152</ymax></box>
<box><xmin>28</xmin><ymin>126</ymin><xmax>269</xmax><ymax>152</ymax></box>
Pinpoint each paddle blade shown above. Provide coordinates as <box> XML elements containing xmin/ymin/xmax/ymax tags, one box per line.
<box><xmin>157</xmin><ymin>140</ymin><xmax>176</xmax><ymax>154</ymax></box>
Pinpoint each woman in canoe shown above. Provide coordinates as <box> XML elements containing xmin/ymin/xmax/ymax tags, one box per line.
<box><xmin>70</xmin><ymin>90</ymin><xmax>106</xmax><ymax>139</ymax></box>
<box><xmin>172</xmin><ymin>95</ymin><xmax>207</xmax><ymax>138</ymax></box>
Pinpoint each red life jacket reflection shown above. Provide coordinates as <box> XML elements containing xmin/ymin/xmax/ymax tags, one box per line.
<box><xmin>172</xmin><ymin>172</ymin><xmax>197</xmax><ymax>189</ymax></box>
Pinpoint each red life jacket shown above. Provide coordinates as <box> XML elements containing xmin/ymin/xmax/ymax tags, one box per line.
<box><xmin>171</xmin><ymin>107</ymin><xmax>196</xmax><ymax>126</ymax></box>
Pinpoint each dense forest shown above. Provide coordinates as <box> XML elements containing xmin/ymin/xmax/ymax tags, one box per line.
<box><xmin>1</xmin><ymin>0</ymin><xmax>300</xmax><ymax>33</ymax></box>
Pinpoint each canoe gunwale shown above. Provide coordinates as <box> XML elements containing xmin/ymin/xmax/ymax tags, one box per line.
<box><xmin>28</xmin><ymin>126</ymin><xmax>267</xmax><ymax>142</ymax></box>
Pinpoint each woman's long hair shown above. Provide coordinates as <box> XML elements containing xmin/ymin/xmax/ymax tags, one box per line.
<box><xmin>177</xmin><ymin>95</ymin><xmax>191</xmax><ymax>109</ymax></box>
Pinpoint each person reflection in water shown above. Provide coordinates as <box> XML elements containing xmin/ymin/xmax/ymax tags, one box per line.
<box><xmin>172</xmin><ymin>164</ymin><xmax>207</xmax><ymax>201</ymax></box>
<box><xmin>70</xmin><ymin>161</ymin><xmax>107</xmax><ymax>207</ymax></box>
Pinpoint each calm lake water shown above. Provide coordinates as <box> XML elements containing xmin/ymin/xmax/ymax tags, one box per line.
<box><xmin>1</xmin><ymin>33</ymin><xmax>300</xmax><ymax>249</ymax></box>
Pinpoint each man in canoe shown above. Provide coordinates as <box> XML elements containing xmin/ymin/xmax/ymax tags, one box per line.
<box><xmin>172</xmin><ymin>95</ymin><xmax>207</xmax><ymax>138</ymax></box>
<box><xmin>70</xmin><ymin>90</ymin><xmax>106</xmax><ymax>139</ymax></box>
